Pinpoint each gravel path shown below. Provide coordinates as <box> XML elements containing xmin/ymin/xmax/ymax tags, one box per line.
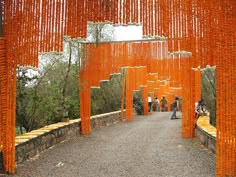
<box><xmin>10</xmin><ymin>112</ymin><xmax>215</xmax><ymax>177</ymax></box>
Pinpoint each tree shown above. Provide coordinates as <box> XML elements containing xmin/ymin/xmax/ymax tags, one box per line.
<box><xmin>133</xmin><ymin>91</ymin><xmax>144</xmax><ymax>115</ymax></box>
<box><xmin>87</xmin><ymin>21</ymin><xmax>114</xmax><ymax>46</ymax></box>
<box><xmin>16</xmin><ymin>67</ymin><xmax>39</xmax><ymax>132</ymax></box>
<box><xmin>16</xmin><ymin>56</ymin><xmax>80</xmax><ymax>132</ymax></box>
<box><xmin>201</xmin><ymin>66</ymin><xmax>216</xmax><ymax>126</ymax></box>
<box><xmin>0</xmin><ymin>2</ymin><xmax>3</xmax><ymax>36</ymax></box>
<box><xmin>91</xmin><ymin>73</ymin><xmax>122</xmax><ymax>115</ymax></box>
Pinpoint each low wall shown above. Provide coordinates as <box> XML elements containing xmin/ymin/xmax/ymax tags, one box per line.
<box><xmin>0</xmin><ymin>110</ymin><xmax>125</xmax><ymax>172</ymax></box>
<box><xmin>0</xmin><ymin>152</ymin><xmax>3</xmax><ymax>173</ymax></box>
<box><xmin>91</xmin><ymin>111</ymin><xmax>123</xmax><ymax>128</ymax></box>
<box><xmin>195</xmin><ymin>116</ymin><xmax>216</xmax><ymax>154</ymax></box>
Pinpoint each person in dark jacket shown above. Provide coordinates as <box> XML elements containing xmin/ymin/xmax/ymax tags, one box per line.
<box><xmin>170</xmin><ymin>97</ymin><xmax>179</xmax><ymax>119</ymax></box>
<box><xmin>160</xmin><ymin>96</ymin><xmax>167</xmax><ymax>112</ymax></box>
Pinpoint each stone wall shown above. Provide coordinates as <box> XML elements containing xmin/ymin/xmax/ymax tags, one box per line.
<box><xmin>0</xmin><ymin>152</ymin><xmax>3</xmax><ymax>173</ymax></box>
<box><xmin>16</xmin><ymin>121</ymin><xmax>81</xmax><ymax>164</ymax></box>
<box><xmin>91</xmin><ymin>111</ymin><xmax>124</xmax><ymax>128</ymax></box>
<box><xmin>195</xmin><ymin>116</ymin><xmax>216</xmax><ymax>154</ymax></box>
<box><xmin>0</xmin><ymin>110</ymin><xmax>125</xmax><ymax>171</ymax></box>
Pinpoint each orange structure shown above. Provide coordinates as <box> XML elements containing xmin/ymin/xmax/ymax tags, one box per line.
<box><xmin>0</xmin><ymin>37</ymin><xmax>16</xmax><ymax>173</ymax></box>
<box><xmin>0</xmin><ymin>1</ymin><xmax>235</xmax><ymax>176</ymax></box>
<box><xmin>79</xmin><ymin>40</ymin><xmax>167</xmax><ymax>134</ymax></box>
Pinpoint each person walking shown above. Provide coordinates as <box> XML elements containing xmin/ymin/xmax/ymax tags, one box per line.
<box><xmin>148</xmin><ymin>96</ymin><xmax>152</xmax><ymax>112</ymax></box>
<box><xmin>160</xmin><ymin>96</ymin><xmax>167</xmax><ymax>112</ymax></box>
<box><xmin>170</xmin><ymin>97</ymin><xmax>179</xmax><ymax>119</ymax></box>
<box><xmin>195</xmin><ymin>99</ymin><xmax>209</xmax><ymax>118</ymax></box>
<box><xmin>153</xmin><ymin>97</ymin><xmax>160</xmax><ymax>112</ymax></box>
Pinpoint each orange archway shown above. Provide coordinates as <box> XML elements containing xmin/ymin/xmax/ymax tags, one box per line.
<box><xmin>0</xmin><ymin>1</ymin><xmax>235</xmax><ymax>176</ymax></box>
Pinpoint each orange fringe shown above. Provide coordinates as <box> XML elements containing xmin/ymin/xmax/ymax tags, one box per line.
<box><xmin>0</xmin><ymin>1</ymin><xmax>234</xmax><ymax>175</ymax></box>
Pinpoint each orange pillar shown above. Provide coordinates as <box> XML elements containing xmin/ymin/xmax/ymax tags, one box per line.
<box><xmin>125</xmin><ymin>68</ymin><xmax>133</xmax><ymax>121</ymax></box>
<box><xmin>79</xmin><ymin>71</ymin><xmax>91</xmax><ymax>135</ymax></box>
<box><xmin>181</xmin><ymin>54</ymin><xmax>195</xmax><ymax>138</ymax></box>
<box><xmin>0</xmin><ymin>38</ymin><xmax>16</xmax><ymax>174</ymax></box>
<box><xmin>141</xmin><ymin>86</ymin><xmax>148</xmax><ymax>115</ymax></box>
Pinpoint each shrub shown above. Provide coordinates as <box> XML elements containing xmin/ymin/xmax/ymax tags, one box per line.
<box><xmin>133</xmin><ymin>92</ymin><xmax>144</xmax><ymax>115</ymax></box>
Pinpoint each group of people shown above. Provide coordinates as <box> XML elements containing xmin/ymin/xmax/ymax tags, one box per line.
<box><xmin>171</xmin><ymin>97</ymin><xmax>209</xmax><ymax>120</ymax></box>
<box><xmin>147</xmin><ymin>95</ymin><xmax>180</xmax><ymax>119</ymax></box>
<box><xmin>148</xmin><ymin>96</ymin><xmax>168</xmax><ymax>112</ymax></box>
<box><xmin>147</xmin><ymin>95</ymin><xmax>208</xmax><ymax>121</ymax></box>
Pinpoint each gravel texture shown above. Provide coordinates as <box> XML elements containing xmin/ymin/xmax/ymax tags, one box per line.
<box><xmin>7</xmin><ymin>112</ymin><xmax>215</xmax><ymax>177</ymax></box>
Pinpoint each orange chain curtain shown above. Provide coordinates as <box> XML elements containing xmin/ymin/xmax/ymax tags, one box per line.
<box><xmin>79</xmin><ymin>40</ymin><xmax>167</xmax><ymax>134</ymax></box>
<box><xmin>0</xmin><ymin>0</ymin><xmax>235</xmax><ymax>175</ymax></box>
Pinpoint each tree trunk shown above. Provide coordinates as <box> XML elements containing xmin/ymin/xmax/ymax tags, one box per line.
<box><xmin>61</xmin><ymin>41</ymin><xmax>72</xmax><ymax>114</ymax></box>
<box><xmin>0</xmin><ymin>2</ymin><xmax>3</xmax><ymax>36</ymax></box>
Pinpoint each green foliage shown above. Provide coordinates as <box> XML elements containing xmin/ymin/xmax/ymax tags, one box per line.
<box><xmin>16</xmin><ymin>67</ymin><xmax>42</xmax><ymax>132</ymax></box>
<box><xmin>16</xmin><ymin>126</ymin><xmax>26</xmax><ymax>136</ymax></box>
<box><xmin>16</xmin><ymin>59</ymin><xmax>80</xmax><ymax>133</ymax></box>
<box><xmin>201</xmin><ymin>67</ymin><xmax>216</xmax><ymax>127</ymax></box>
<box><xmin>133</xmin><ymin>91</ymin><xmax>144</xmax><ymax>115</ymax></box>
<box><xmin>91</xmin><ymin>73</ymin><xmax>122</xmax><ymax>115</ymax></box>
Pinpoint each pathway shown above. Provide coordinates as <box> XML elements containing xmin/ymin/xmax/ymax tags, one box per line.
<box><xmin>10</xmin><ymin>112</ymin><xmax>215</xmax><ymax>177</ymax></box>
